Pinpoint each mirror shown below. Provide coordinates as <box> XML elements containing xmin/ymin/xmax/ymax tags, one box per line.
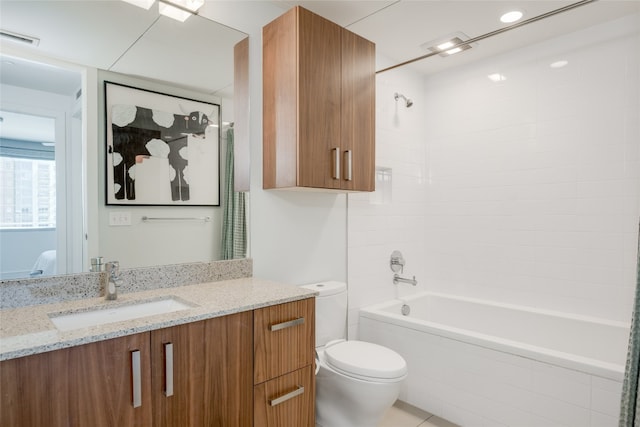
<box><xmin>0</xmin><ymin>1</ymin><xmax>249</xmax><ymax>279</ymax></box>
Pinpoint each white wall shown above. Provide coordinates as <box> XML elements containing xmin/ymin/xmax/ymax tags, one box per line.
<box><xmin>0</xmin><ymin>229</ymin><xmax>56</xmax><ymax>278</ymax></box>
<box><xmin>349</xmin><ymin>14</ymin><xmax>640</xmax><ymax>332</ymax></box>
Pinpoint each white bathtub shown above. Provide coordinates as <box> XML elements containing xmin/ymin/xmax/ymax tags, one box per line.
<box><xmin>359</xmin><ymin>292</ymin><xmax>630</xmax><ymax>427</ymax></box>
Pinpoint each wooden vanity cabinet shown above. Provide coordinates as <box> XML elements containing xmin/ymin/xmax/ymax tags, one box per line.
<box><xmin>253</xmin><ymin>298</ymin><xmax>316</xmax><ymax>427</ymax></box>
<box><xmin>0</xmin><ymin>333</ymin><xmax>152</xmax><ymax>427</ymax></box>
<box><xmin>0</xmin><ymin>313</ymin><xmax>252</xmax><ymax>427</ymax></box>
<box><xmin>151</xmin><ymin>311</ymin><xmax>253</xmax><ymax>426</ymax></box>
<box><xmin>263</xmin><ymin>6</ymin><xmax>375</xmax><ymax>192</ymax></box>
<box><xmin>0</xmin><ymin>301</ymin><xmax>314</xmax><ymax>427</ymax></box>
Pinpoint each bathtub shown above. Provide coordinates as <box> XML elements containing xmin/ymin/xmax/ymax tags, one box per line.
<box><xmin>359</xmin><ymin>292</ymin><xmax>630</xmax><ymax>427</ymax></box>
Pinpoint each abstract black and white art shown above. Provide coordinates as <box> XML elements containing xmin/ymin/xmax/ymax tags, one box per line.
<box><xmin>105</xmin><ymin>82</ymin><xmax>220</xmax><ymax>206</ymax></box>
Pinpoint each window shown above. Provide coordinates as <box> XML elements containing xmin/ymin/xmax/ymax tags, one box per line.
<box><xmin>0</xmin><ymin>156</ymin><xmax>56</xmax><ymax>228</ymax></box>
<box><xmin>0</xmin><ymin>110</ymin><xmax>56</xmax><ymax>229</ymax></box>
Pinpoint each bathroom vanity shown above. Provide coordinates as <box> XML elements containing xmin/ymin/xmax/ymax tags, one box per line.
<box><xmin>0</xmin><ymin>277</ymin><xmax>316</xmax><ymax>426</ymax></box>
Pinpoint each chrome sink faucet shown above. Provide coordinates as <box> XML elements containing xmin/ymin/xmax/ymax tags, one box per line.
<box><xmin>104</xmin><ymin>261</ymin><xmax>122</xmax><ymax>300</ymax></box>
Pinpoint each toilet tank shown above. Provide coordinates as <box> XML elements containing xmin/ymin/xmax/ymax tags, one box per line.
<box><xmin>300</xmin><ymin>281</ymin><xmax>347</xmax><ymax>347</ymax></box>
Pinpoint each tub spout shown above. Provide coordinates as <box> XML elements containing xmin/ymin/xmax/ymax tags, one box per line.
<box><xmin>393</xmin><ymin>274</ymin><xmax>417</xmax><ymax>286</ymax></box>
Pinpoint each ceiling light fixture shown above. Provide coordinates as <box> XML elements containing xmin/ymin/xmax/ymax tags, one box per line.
<box><xmin>550</xmin><ymin>60</ymin><xmax>569</xmax><ymax>68</ymax></box>
<box><xmin>121</xmin><ymin>0</ymin><xmax>203</xmax><ymax>22</ymax></box>
<box><xmin>422</xmin><ymin>33</ymin><xmax>474</xmax><ymax>58</ymax></box>
<box><xmin>122</xmin><ymin>0</ymin><xmax>155</xmax><ymax>9</ymax></box>
<box><xmin>500</xmin><ymin>10</ymin><xmax>524</xmax><ymax>23</ymax></box>
<box><xmin>488</xmin><ymin>73</ymin><xmax>507</xmax><ymax>82</ymax></box>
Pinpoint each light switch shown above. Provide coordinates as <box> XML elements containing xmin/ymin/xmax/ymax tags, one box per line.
<box><xmin>109</xmin><ymin>211</ymin><xmax>132</xmax><ymax>226</ymax></box>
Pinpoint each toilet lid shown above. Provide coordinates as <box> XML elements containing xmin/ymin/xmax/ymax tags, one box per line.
<box><xmin>324</xmin><ymin>341</ymin><xmax>407</xmax><ymax>380</ymax></box>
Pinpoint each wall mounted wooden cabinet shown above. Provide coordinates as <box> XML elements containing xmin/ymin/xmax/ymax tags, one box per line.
<box><xmin>263</xmin><ymin>6</ymin><xmax>375</xmax><ymax>192</ymax></box>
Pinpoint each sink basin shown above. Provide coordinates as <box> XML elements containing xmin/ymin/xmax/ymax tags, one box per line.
<box><xmin>49</xmin><ymin>297</ymin><xmax>193</xmax><ymax>331</ymax></box>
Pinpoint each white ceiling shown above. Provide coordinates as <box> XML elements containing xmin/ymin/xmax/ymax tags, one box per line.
<box><xmin>0</xmin><ymin>1</ymin><xmax>248</xmax><ymax>96</ymax></box>
<box><xmin>0</xmin><ymin>1</ymin><xmax>638</xmax><ymax>96</ymax></box>
<box><xmin>271</xmin><ymin>0</ymin><xmax>640</xmax><ymax>76</ymax></box>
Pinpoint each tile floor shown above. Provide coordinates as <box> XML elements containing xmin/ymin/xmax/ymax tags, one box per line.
<box><xmin>378</xmin><ymin>401</ymin><xmax>459</xmax><ymax>427</ymax></box>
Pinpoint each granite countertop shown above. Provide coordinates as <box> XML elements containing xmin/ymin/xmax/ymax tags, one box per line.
<box><xmin>0</xmin><ymin>278</ymin><xmax>317</xmax><ymax>361</ymax></box>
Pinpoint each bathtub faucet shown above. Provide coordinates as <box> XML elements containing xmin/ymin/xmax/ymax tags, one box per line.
<box><xmin>393</xmin><ymin>274</ymin><xmax>417</xmax><ymax>286</ymax></box>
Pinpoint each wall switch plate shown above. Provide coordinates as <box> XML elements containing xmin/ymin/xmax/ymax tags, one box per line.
<box><xmin>109</xmin><ymin>211</ymin><xmax>132</xmax><ymax>226</ymax></box>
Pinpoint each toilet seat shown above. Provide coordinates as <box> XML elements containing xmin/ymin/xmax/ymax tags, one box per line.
<box><xmin>323</xmin><ymin>340</ymin><xmax>407</xmax><ymax>382</ymax></box>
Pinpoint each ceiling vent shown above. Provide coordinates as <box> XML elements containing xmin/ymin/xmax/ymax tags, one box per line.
<box><xmin>0</xmin><ymin>30</ymin><xmax>40</xmax><ymax>46</ymax></box>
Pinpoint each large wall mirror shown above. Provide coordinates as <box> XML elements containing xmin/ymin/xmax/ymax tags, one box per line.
<box><xmin>0</xmin><ymin>1</ymin><xmax>249</xmax><ymax>279</ymax></box>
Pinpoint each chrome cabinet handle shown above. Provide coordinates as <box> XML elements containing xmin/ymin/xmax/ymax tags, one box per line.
<box><xmin>344</xmin><ymin>150</ymin><xmax>352</xmax><ymax>181</ymax></box>
<box><xmin>332</xmin><ymin>148</ymin><xmax>340</xmax><ymax>180</ymax></box>
<box><xmin>269</xmin><ymin>317</ymin><xmax>305</xmax><ymax>332</ymax></box>
<box><xmin>269</xmin><ymin>385</ymin><xmax>305</xmax><ymax>406</ymax></box>
<box><xmin>164</xmin><ymin>343</ymin><xmax>174</xmax><ymax>397</ymax></box>
<box><xmin>131</xmin><ymin>350</ymin><xmax>142</xmax><ymax>408</ymax></box>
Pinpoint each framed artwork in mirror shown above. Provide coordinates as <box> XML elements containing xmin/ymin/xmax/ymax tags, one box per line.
<box><xmin>105</xmin><ymin>81</ymin><xmax>220</xmax><ymax>206</ymax></box>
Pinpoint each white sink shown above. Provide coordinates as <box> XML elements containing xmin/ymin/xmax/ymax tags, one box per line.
<box><xmin>49</xmin><ymin>297</ymin><xmax>193</xmax><ymax>331</ymax></box>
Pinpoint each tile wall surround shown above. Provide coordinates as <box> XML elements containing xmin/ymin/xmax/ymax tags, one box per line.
<box><xmin>0</xmin><ymin>258</ymin><xmax>252</xmax><ymax>309</ymax></box>
<box><xmin>349</xmin><ymin>14</ymin><xmax>640</xmax><ymax>332</ymax></box>
<box><xmin>420</xmin><ymin>14</ymin><xmax>639</xmax><ymax>323</ymax></box>
<box><xmin>347</xmin><ymin>58</ymin><xmax>428</xmax><ymax>338</ymax></box>
<box><xmin>349</xmin><ymin>13</ymin><xmax>639</xmax><ymax>427</ymax></box>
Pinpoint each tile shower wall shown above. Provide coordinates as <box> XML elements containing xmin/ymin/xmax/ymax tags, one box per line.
<box><xmin>347</xmin><ymin>59</ymin><xmax>428</xmax><ymax>337</ymax></box>
<box><xmin>349</xmin><ymin>15</ymin><xmax>639</xmax><ymax>335</ymax></box>
<box><xmin>421</xmin><ymin>15</ymin><xmax>640</xmax><ymax>323</ymax></box>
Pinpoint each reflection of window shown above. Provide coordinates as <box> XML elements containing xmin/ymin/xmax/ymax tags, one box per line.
<box><xmin>0</xmin><ymin>110</ymin><xmax>57</xmax><ymax>229</ymax></box>
<box><xmin>0</xmin><ymin>156</ymin><xmax>56</xmax><ymax>228</ymax></box>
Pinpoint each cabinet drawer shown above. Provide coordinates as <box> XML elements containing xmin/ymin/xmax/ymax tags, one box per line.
<box><xmin>254</xmin><ymin>298</ymin><xmax>315</xmax><ymax>384</ymax></box>
<box><xmin>254</xmin><ymin>365</ymin><xmax>315</xmax><ymax>427</ymax></box>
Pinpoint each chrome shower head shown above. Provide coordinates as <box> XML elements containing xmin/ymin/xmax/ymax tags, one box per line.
<box><xmin>394</xmin><ymin>92</ymin><xmax>413</xmax><ymax>108</ymax></box>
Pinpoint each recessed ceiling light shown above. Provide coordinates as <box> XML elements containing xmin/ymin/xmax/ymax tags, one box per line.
<box><xmin>550</xmin><ymin>60</ymin><xmax>569</xmax><ymax>69</ymax></box>
<box><xmin>488</xmin><ymin>73</ymin><xmax>507</xmax><ymax>82</ymax></box>
<box><xmin>500</xmin><ymin>10</ymin><xmax>523</xmax><ymax>23</ymax></box>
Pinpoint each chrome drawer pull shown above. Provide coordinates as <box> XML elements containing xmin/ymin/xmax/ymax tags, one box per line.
<box><xmin>131</xmin><ymin>350</ymin><xmax>142</xmax><ymax>408</ymax></box>
<box><xmin>269</xmin><ymin>385</ymin><xmax>305</xmax><ymax>406</ymax></box>
<box><xmin>164</xmin><ymin>343</ymin><xmax>174</xmax><ymax>397</ymax></box>
<box><xmin>269</xmin><ymin>317</ymin><xmax>304</xmax><ymax>332</ymax></box>
<box><xmin>332</xmin><ymin>147</ymin><xmax>340</xmax><ymax>179</ymax></box>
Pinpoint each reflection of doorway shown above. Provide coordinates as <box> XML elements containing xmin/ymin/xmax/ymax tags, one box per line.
<box><xmin>0</xmin><ymin>55</ymin><xmax>83</xmax><ymax>279</ymax></box>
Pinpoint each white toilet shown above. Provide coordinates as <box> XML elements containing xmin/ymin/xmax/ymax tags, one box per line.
<box><xmin>301</xmin><ymin>281</ymin><xmax>407</xmax><ymax>427</ymax></box>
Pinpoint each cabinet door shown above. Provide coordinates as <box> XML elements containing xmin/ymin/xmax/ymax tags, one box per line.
<box><xmin>341</xmin><ymin>29</ymin><xmax>376</xmax><ymax>191</ymax></box>
<box><xmin>254</xmin><ymin>365</ymin><xmax>315</xmax><ymax>427</ymax></box>
<box><xmin>151</xmin><ymin>311</ymin><xmax>253</xmax><ymax>427</ymax></box>
<box><xmin>297</xmin><ymin>7</ymin><xmax>342</xmax><ymax>190</ymax></box>
<box><xmin>0</xmin><ymin>333</ymin><xmax>152</xmax><ymax>427</ymax></box>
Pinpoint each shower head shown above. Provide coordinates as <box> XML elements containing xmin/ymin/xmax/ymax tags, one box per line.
<box><xmin>394</xmin><ymin>92</ymin><xmax>413</xmax><ymax>108</ymax></box>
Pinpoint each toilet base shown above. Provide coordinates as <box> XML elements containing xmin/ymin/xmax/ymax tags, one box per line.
<box><xmin>315</xmin><ymin>358</ymin><xmax>404</xmax><ymax>427</ymax></box>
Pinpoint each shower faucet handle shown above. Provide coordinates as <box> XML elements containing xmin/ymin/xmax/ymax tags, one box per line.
<box><xmin>390</xmin><ymin>250</ymin><xmax>405</xmax><ymax>273</ymax></box>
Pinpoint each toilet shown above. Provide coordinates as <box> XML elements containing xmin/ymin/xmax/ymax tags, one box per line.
<box><xmin>301</xmin><ymin>281</ymin><xmax>407</xmax><ymax>427</ymax></box>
